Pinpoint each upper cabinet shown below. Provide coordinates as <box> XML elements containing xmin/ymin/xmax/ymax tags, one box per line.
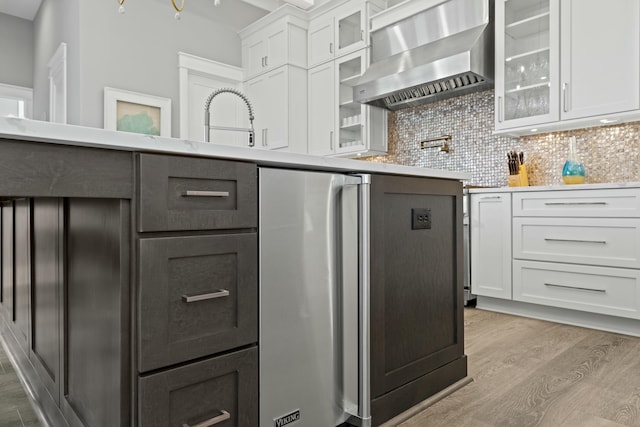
<box><xmin>495</xmin><ymin>0</ymin><xmax>560</xmax><ymax>130</ymax></box>
<box><xmin>559</xmin><ymin>0</ymin><xmax>639</xmax><ymax>121</ymax></box>
<box><xmin>308</xmin><ymin>48</ymin><xmax>387</xmax><ymax>158</ymax></box>
<box><xmin>495</xmin><ymin>0</ymin><xmax>640</xmax><ymax>134</ymax></box>
<box><xmin>240</xmin><ymin>7</ymin><xmax>308</xmax><ymax>81</ymax></box>
<box><xmin>308</xmin><ymin>0</ymin><xmax>384</xmax><ymax>68</ymax></box>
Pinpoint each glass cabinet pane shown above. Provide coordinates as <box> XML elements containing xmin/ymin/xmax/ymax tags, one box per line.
<box><xmin>337</xmin><ymin>55</ymin><xmax>364</xmax><ymax>150</ymax></box>
<box><xmin>503</xmin><ymin>0</ymin><xmax>551</xmax><ymax>121</ymax></box>
<box><xmin>338</xmin><ymin>11</ymin><xmax>362</xmax><ymax>51</ymax></box>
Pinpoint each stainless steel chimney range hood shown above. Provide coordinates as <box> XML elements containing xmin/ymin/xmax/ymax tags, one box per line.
<box><xmin>354</xmin><ymin>0</ymin><xmax>494</xmax><ymax>111</ymax></box>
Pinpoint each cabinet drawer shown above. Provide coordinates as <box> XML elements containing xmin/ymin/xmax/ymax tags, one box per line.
<box><xmin>513</xmin><ymin>189</ymin><xmax>640</xmax><ymax>217</ymax></box>
<box><xmin>513</xmin><ymin>260</ymin><xmax>640</xmax><ymax>319</ymax></box>
<box><xmin>138</xmin><ymin>154</ymin><xmax>257</xmax><ymax>232</ymax></box>
<box><xmin>513</xmin><ymin>217</ymin><xmax>640</xmax><ymax>268</ymax></box>
<box><xmin>139</xmin><ymin>346</ymin><xmax>258</xmax><ymax>427</ymax></box>
<box><xmin>138</xmin><ymin>233</ymin><xmax>257</xmax><ymax>372</ymax></box>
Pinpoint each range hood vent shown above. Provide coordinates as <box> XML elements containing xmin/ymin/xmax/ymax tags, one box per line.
<box><xmin>354</xmin><ymin>0</ymin><xmax>494</xmax><ymax>111</ymax></box>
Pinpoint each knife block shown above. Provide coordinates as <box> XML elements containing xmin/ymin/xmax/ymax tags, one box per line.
<box><xmin>508</xmin><ymin>165</ymin><xmax>529</xmax><ymax>187</ymax></box>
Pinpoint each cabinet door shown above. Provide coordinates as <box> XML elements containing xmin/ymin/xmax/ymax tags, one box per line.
<box><xmin>138</xmin><ymin>233</ymin><xmax>257</xmax><ymax>372</ymax></box>
<box><xmin>335</xmin><ymin>4</ymin><xmax>367</xmax><ymax>58</ymax></box>
<box><xmin>138</xmin><ymin>154</ymin><xmax>257</xmax><ymax>232</ymax></box>
<box><xmin>370</xmin><ymin>176</ymin><xmax>466</xmax><ymax>421</ymax></box>
<box><xmin>495</xmin><ymin>0</ymin><xmax>560</xmax><ymax>130</ymax></box>
<box><xmin>470</xmin><ymin>193</ymin><xmax>512</xmax><ymax>299</ymax></box>
<box><xmin>243</xmin><ymin>35</ymin><xmax>265</xmax><ymax>80</ymax></box>
<box><xmin>308</xmin><ymin>62</ymin><xmax>336</xmax><ymax>155</ymax></box>
<box><xmin>139</xmin><ymin>347</ymin><xmax>258</xmax><ymax>427</ymax></box>
<box><xmin>308</xmin><ymin>16</ymin><xmax>334</xmax><ymax>68</ymax></box>
<box><xmin>560</xmin><ymin>0</ymin><xmax>640</xmax><ymax>120</ymax></box>
<box><xmin>246</xmin><ymin>68</ymin><xmax>289</xmax><ymax>151</ymax></box>
<box><xmin>264</xmin><ymin>22</ymin><xmax>287</xmax><ymax>72</ymax></box>
<box><xmin>263</xmin><ymin>67</ymin><xmax>289</xmax><ymax>150</ymax></box>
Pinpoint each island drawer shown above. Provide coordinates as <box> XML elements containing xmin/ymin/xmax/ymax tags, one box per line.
<box><xmin>513</xmin><ymin>260</ymin><xmax>640</xmax><ymax>320</ymax></box>
<box><xmin>512</xmin><ymin>188</ymin><xmax>640</xmax><ymax>218</ymax></box>
<box><xmin>139</xmin><ymin>346</ymin><xmax>258</xmax><ymax>427</ymax></box>
<box><xmin>138</xmin><ymin>233</ymin><xmax>257</xmax><ymax>372</ymax></box>
<box><xmin>138</xmin><ymin>154</ymin><xmax>257</xmax><ymax>232</ymax></box>
<box><xmin>513</xmin><ymin>217</ymin><xmax>640</xmax><ymax>269</ymax></box>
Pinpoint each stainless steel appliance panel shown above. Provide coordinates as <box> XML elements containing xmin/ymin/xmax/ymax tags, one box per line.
<box><xmin>259</xmin><ymin>168</ymin><xmax>358</xmax><ymax>427</ymax></box>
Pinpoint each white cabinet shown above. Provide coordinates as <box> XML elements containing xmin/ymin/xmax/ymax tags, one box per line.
<box><xmin>308</xmin><ymin>61</ymin><xmax>335</xmax><ymax>156</ymax></box>
<box><xmin>240</xmin><ymin>8</ymin><xmax>308</xmax><ymax>81</ymax></box>
<box><xmin>308</xmin><ymin>15</ymin><xmax>335</xmax><ymax>69</ymax></box>
<box><xmin>308</xmin><ymin>49</ymin><xmax>387</xmax><ymax>157</ymax></box>
<box><xmin>511</xmin><ymin>189</ymin><xmax>640</xmax><ymax>320</ymax></box>
<box><xmin>470</xmin><ymin>192</ymin><xmax>512</xmax><ymax>299</ymax></box>
<box><xmin>245</xmin><ymin>66</ymin><xmax>307</xmax><ymax>153</ymax></box>
<box><xmin>495</xmin><ymin>0</ymin><xmax>640</xmax><ymax>134</ymax></box>
<box><xmin>495</xmin><ymin>0</ymin><xmax>560</xmax><ymax>130</ymax></box>
<box><xmin>307</xmin><ymin>1</ymin><xmax>383</xmax><ymax>68</ymax></box>
<box><xmin>559</xmin><ymin>0</ymin><xmax>639</xmax><ymax>120</ymax></box>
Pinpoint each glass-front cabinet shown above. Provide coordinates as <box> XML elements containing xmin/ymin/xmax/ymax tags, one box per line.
<box><xmin>495</xmin><ymin>0</ymin><xmax>560</xmax><ymax>130</ymax></box>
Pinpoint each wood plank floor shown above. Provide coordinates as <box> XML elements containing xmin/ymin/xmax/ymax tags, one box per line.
<box><xmin>0</xmin><ymin>341</ymin><xmax>40</xmax><ymax>427</ymax></box>
<box><xmin>2</xmin><ymin>308</ymin><xmax>639</xmax><ymax>427</ymax></box>
<box><xmin>399</xmin><ymin>308</ymin><xmax>640</xmax><ymax>427</ymax></box>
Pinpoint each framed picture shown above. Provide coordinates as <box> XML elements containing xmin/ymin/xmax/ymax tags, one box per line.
<box><xmin>104</xmin><ymin>87</ymin><xmax>171</xmax><ymax>137</ymax></box>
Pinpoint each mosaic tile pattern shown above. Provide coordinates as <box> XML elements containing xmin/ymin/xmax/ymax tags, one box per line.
<box><xmin>363</xmin><ymin>90</ymin><xmax>640</xmax><ymax>187</ymax></box>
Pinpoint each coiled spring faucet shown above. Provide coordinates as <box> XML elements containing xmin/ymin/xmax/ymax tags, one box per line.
<box><xmin>204</xmin><ymin>88</ymin><xmax>255</xmax><ymax>146</ymax></box>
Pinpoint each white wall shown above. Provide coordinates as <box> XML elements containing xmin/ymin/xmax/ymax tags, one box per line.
<box><xmin>0</xmin><ymin>13</ymin><xmax>34</xmax><ymax>88</ymax></box>
<box><xmin>31</xmin><ymin>0</ymin><xmax>257</xmax><ymax>136</ymax></box>
<box><xmin>33</xmin><ymin>0</ymin><xmax>80</xmax><ymax>123</ymax></box>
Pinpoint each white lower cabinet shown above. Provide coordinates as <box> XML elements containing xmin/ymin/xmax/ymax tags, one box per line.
<box><xmin>470</xmin><ymin>192</ymin><xmax>512</xmax><ymax>299</ymax></box>
<box><xmin>513</xmin><ymin>260</ymin><xmax>640</xmax><ymax>320</ymax></box>
<box><xmin>472</xmin><ymin>186</ymin><xmax>640</xmax><ymax>329</ymax></box>
<box><xmin>513</xmin><ymin>217</ymin><xmax>640</xmax><ymax>269</ymax></box>
<box><xmin>507</xmin><ymin>187</ymin><xmax>640</xmax><ymax>323</ymax></box>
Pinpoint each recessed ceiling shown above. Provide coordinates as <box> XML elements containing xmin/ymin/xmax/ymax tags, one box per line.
<box><xmin>0</xmin><ymin>0</ymin><xmax>42</xmax><ymax>20</ymax></box>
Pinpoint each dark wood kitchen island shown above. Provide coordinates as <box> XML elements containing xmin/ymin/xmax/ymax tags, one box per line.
<box><xmin>0</xmin><ymin>118</ymin><xmax>470</xmax><ymax>427</ymax></box>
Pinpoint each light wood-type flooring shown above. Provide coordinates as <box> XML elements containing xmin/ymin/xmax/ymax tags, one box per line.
<box><xmin>399</xmin><ymin>308</ymin><xmax>640</xmax><ymax>427</ymax></box>
<box><xmin>2</xmin><ymin>308</ymin><xmax>639</xmax><ymax>427</ymax></box>
<box><xmin>0</xmin><ymin>341</ymin><xmax>40</xmax><ymax>427</ymax></box>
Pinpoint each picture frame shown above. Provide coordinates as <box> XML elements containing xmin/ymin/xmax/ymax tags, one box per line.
<box><xmin>104</xmin><ymin>87</ymin><xmax>171</xmax><ymax>137</ymax></box>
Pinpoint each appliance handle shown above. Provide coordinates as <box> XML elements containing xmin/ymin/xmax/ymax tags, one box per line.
<box><xmin>344</xmin><ymin>174</ymin><xmax>372</xmax><ymax>427</ymax></box>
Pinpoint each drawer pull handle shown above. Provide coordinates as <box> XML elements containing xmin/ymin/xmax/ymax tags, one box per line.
<box><xmin>544</xmin><ymin>238</ymin><xmax>606</xmax><ymax>244</ymax></box>
<box><xmin>481</xmin><ymin>196</ymin><xmax>501</xmax><ymax>200</ymax></box>
<box><xmin>182</xmin><ymin>410</ymin><xmax>230</xmax><ymax>427</ymax></box>
<box><xmin>182</xmin><ymin>290</ymin><xmax>230</xmax><ymax>303</ymax></box>
<box><xmin>544</xmin><ymin>202</ymin><xmax>607</xmax><ymax>206</ymax></box>
<box><xmin>183</xmin><ymin>190</ymin><xmax>230</xmax><ymax>198</ymax></box>
<box><xmin>544</xmin><ymin>283</ymin><xmax>606</xmax><ymax>293</ymax></box>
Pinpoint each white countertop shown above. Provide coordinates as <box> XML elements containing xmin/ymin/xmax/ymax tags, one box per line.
<box><xmin>0</xmin><ymin>117</ymin><xmax>470</xmax><ymax>181</ymax></box>
<box><xmin>468</xmin><ymin>182</ymin><xmax>640</xmax><ymax>193</ymax></box>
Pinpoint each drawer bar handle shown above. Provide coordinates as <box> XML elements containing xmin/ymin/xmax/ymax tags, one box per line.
<box><xmin>481</xmin><ymin>196</ymin><xmax>501</xmax><ymax>200</ymax></box>
<box><xmin>544</xmin><ymin>283</ymin><xmax>606</xmax><ymax>293</ymax></box>
<box><xmin>182</xmin><ymin>289</ymin><xmax>230</xmax><ymax>303</ymax></box>
<box><xmin>182</xmin><ymin>410</ymin><xmax>230</xmax><ymax>427</ymax></box>
<box><xmin>544</xmin><ymin>238</ymin><xmax>606</xmax><ymax>244</ymax></box>
<box><xmin>183</xmin><ymin>190</ymin><xmax>230</xmax><ymax>198</ymax></box>
<box><xmin>544</xmin><ymin>202</ymin><xmax>607</xmax><ymax>206</ymax></box>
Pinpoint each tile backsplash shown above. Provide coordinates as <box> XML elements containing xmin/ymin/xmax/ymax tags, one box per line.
<box><xmin>363</xmin><ymin>90</ymin><xmax>640</xmax><ymax>187</ymax></box>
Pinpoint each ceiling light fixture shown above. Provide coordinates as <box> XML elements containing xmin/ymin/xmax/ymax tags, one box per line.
<box><xmin>116</xmin><ymin>0</ymin><xmax>222</xmax><ymax>19</ymax></box>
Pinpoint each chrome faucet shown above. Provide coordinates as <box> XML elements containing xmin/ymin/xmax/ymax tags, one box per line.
<box><xmin>204</xmin><ymin>88</ymin><xmax>255</xmax><ymax>146</ymax></box>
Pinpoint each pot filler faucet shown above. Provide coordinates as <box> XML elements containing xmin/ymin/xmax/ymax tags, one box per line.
<box><xmin>204</xmin><ymin>88</ymin><xmax>255</xmax><ymax>146</ymax></box>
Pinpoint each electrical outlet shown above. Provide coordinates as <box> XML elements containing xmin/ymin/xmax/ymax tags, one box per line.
<box><xmin>411</xmin><ymin>208</ymin><xmax>431</xmax><ymax>230</ymax></box>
